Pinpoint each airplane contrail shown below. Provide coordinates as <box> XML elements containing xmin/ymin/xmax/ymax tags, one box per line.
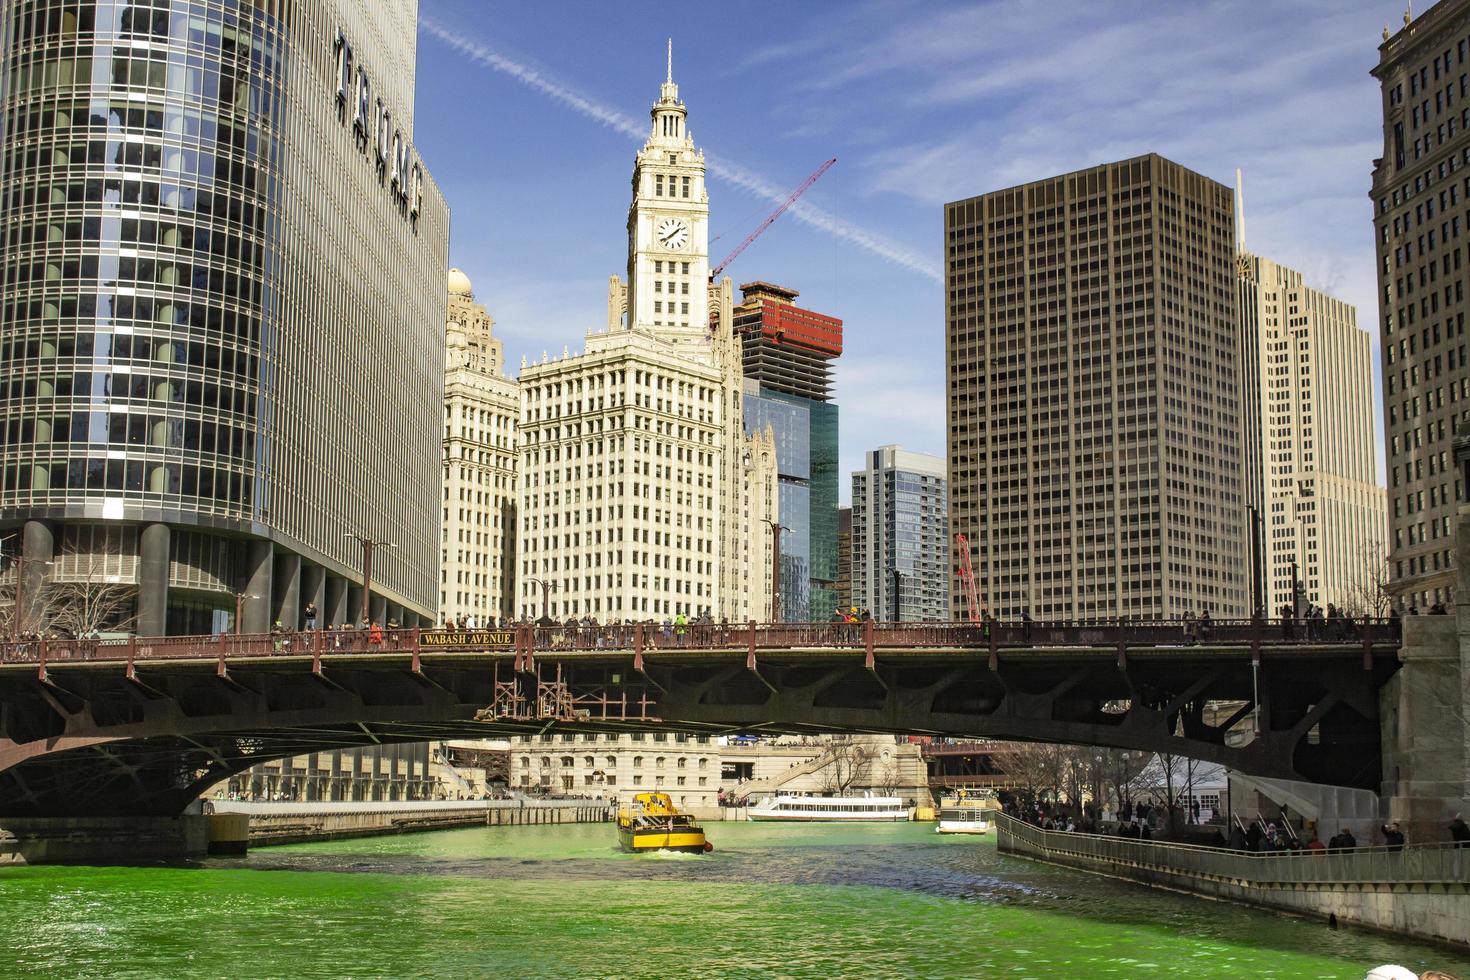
<box><xmin>419</xmin><ymin>17</ymin><xmax>943</xmax><ymax>283</ymax></box>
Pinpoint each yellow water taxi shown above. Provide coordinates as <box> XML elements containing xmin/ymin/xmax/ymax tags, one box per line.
<box><xmin>616</xmin><ymin>792</ymin><xmax>711</xmax><ymax>854</ymax></box>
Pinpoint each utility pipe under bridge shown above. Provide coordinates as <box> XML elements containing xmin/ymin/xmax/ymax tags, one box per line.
<box><xmin>0</xmin><ymin>619</ymin><xmax>1402</xmax><ymax>817</ymax></box>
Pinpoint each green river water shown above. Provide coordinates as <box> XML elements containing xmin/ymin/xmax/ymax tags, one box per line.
<box><xmin>1</xmin><ymin>820</ymin><xmax>1467</xmax><ymax>979</ymax></box>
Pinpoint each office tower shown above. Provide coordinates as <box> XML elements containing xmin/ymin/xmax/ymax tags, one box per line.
<box><xmin>1372</xmin><ymin>1</ymin><xmax>1470</xmax><ymax>606</ymax></box>
<box><xmin>441</xmin><ymin>269</ymin><xmax>519</xmax><ymax>625</ymax></box>
<box><xmin>851</xmin><ymin>446</ymin><xmax>949</xmax><ymax>622</ymax></box>
<box><xmin>1238</xmin><ymin>253</ymin><xmax>1388</xmax><ymax>615</ymax></box>
<box><xmin>736</xmin><ymin>282</ymin><xmax>842</xmax><ymax>622</ymax></box>
<box><xmin>945</xmin><ymin>154</ymin><xmax>1246</xmax><ymax>620</ymax></box>
<box><xmin>515</xmin><ymin>55</ymin><xmax>777</xmax><ymax>623</ymax></box>
<box><xmin>0</xmin><ymin>1</ymin><xmax>449</xmax><ymax>634</ymax></box>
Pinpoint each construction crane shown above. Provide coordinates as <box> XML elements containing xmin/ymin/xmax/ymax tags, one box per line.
<box><xmin>954</xmin><ymin>533</ymin><xmax>984</xmax><ymax>625</ymax></box>
<box><xmin>709</xmin><ymin>157</ymin><xmax>837</xmax><ymax>280</ymax></box>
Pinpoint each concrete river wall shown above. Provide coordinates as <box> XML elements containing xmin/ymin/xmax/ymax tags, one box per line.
<box><xmin>995</xmin><ymin>813</ymin><xmax>1470</xmax><ymax>950</ymax></box>
<box><xmin>0</xmin><ymin>800</ymin><xmax>612</xmax><ymax>864</ymax></box>
<box><xmin>211</xmin><ymin>799</ymin><xmax>612</xmax><ymax>847</ymax></box>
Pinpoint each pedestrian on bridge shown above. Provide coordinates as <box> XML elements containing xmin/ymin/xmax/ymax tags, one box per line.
<box><xmin>1450</xmin><ymin>813</ymin><xmax>1469</xmax><ymax>847</ymax></box>
<box><xmin>304</xmin><ymin>601</ymin><xmax>318</xmax><ymax>631</ymax></box>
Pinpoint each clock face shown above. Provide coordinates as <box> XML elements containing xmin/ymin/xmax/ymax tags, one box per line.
<box><xmin>656</xmin><ymin>217</ymin><xmax>689</xmax><ymax>251</ymax></box>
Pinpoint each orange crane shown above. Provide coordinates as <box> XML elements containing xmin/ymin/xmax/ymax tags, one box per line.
<box><xmin>709</xmin><ymin>158</ymin><xmax>837</xmax><ymax>279</ymax></box>
<box><xmin>954</xmin><ymin>533</ymin><xmax>984</xmax><ymax>624</ymax></box>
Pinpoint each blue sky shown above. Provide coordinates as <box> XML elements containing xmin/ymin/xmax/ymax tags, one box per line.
<box><xmin>411</xmin><ymin>0</ymin><xmax>1396</xmax><ymax>498</ymax></box>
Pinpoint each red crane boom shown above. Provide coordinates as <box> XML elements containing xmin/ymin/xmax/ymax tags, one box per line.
<box><xmin>709</xmin><ymin>157</ymin><xmax>837</xmax><ymax>279</ymax></box>
<box><xmin>955</xmin><ymin>533</ymin><xmax>984</xmax><ymax>625</ymax></box>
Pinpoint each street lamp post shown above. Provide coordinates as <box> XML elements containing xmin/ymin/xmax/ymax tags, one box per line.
<box><xmin>761</xmin><ymin>520</ymin><xmax>789</xmax><ymax>623</ymax></box>
<box><xmin>233</xmin><ymin>592</ymin><xmax>261</xmax><ymax>636</ymax></box>
<box><xmin>890</xmin><ymin>567</ymin><xmax>905</xmax><ymax>624</ymax></box>
<box><xmin>527</xmin><ymin>577</ymin><xmax>553</xmax><ymax>623</ymax></box>
<box><xmin>344</xmin><ymin>533</ymin><xmax>395</xmax><ymax>627</ymax></box>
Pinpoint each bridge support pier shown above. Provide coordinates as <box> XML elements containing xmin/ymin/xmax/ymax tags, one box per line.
<box><xmin>0</xmin><ymin>815</ymin><xmax>211</xmax><ymax>865</ymax></box>
<box><xmin>1378</xmin><ymin>520</ymin><xmax>1470</xmax><ymax>843</ymax></box>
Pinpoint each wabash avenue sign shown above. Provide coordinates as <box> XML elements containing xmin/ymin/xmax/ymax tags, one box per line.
<box><xmin>334</xmin><ymin>27</ymin><xmax>423</xmax><ymax>220</ymax></box>
<box><xmin>420</xmin><ymin>630</ymin><xmax>515</xmax><ymax>650</ymax></box>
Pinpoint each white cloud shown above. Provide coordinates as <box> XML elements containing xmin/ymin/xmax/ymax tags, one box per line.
<box><xmin>419</xmin><ymin>14</ymin><xmax>941</xmax><ymax>282</ymax></box>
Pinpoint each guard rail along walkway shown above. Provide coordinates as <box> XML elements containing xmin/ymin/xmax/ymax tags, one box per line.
<box><xmin>0</xmin><ymin>616</ymin><xmax>1403</xmax><ymax>668</ymax></box>
<box><xmin>994</xmin><ymin>812</ymin><xmax>1469</xmax><ymax>950</ymax></box>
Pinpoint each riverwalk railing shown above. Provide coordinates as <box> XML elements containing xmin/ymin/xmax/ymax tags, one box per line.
<box><xmin>0</xmin><ymin>616</ymin><xmax>1402</xmax><ymax>667</ymax></box>
<box><xmin>995</xmin><ymin>812</ymin><xmax>1469</xmax><ymax>885</ymax></box>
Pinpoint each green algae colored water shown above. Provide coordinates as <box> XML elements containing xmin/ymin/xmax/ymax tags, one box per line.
<box><xmin>1</xmin><ymin>821</ymin><xmax>1467</xmax><ymax>979</ymax></box>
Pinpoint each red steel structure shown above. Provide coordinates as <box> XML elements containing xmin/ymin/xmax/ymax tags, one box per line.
<box><xmin>710</xmin><ymin>157</ymin><xmax>837</xmax><ymax>279</ymax></box>
<box><xmin>955</xmin><ymin>534</ymin><xmax>984</xmax><ymax>624</ymax></box>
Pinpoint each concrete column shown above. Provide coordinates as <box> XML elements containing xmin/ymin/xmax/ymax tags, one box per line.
<box><xmin>272</xmin><ymin>552</ymin><xmax>301</xmax><ymax>630</ymax></box>
<box><xmin>370</xmin><ymin>593</ymin><xmax>387</xmax><ymax>626</ymax></box>
<box><xmin>19</xmin><ymin>520</ymin><xmax>53</xmax><ymax>635</ymax></box>
<box><xmin>345</xmin><ymin>584</ymin><xmax>363</xmax><ymax>625</ymax></box>
<box><xmin>1383</xmin><ymin>613</ymin><xmax>1467</xmax><ymax>841</ymax></box>
<box><xmin>325</xmin><ymin>575</ymin><xmax>347</xmax><ymax>627</ymax></box>
<box><xmin>136</xmin><ymin>523</ymin><xmax>170</xmax><ymax>637</ymax></box>
<box><xmin>241</xmin><ymin>540</ymin><xmax>273</xmax><ymax>634</ymax></box>
<box><xmin>302</xmin><ymin>565</ymin><xmax>326</xmax><ymax>628</ymax></box>
<box><xmin>386</xmin><ymin>602</ymin><xmax>403</xmax><ymax>628</ymax></box>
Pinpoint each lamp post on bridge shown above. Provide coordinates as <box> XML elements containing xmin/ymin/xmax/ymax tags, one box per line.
<box><xmin>232</xmin><ymin>592</ymin><xmax>261</xmax><ymax>636</ymax></box>
<box><xmin>344</xmin><ymin>533</ymin><xmax>395</xmax><ymax>627</ymax></box>
<box><xmin>527</xmin><ymin>577</ymin><xmax>554</xmax><ymax>624</ymax></box>
<box><xmin>761</xmin><ymin>519</ymin><xmax>789</xmax><ymax>624</ymax></box>
<box><xmin>890</xmin><ymin>567</ymin><xmax>905</xmax><ymax>624</ymax></box>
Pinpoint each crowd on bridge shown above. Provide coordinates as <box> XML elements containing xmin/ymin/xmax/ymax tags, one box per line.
<box><xmin>1006</xmin><ymin>797</ymin><xmax>1470</xmax><ymax>853</ymax></box>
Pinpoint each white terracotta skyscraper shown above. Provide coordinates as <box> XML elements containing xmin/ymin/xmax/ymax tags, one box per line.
<box><xmin>516</xmin><ymin>50</ymin><xmax>776</xmax><ymax>623</ymax></box>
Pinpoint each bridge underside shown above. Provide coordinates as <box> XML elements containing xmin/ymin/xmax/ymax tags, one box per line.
<box><xmin>0</xmin><ymin>646</ymin><xmax>1396</xmax><ymax>816</ymax></box>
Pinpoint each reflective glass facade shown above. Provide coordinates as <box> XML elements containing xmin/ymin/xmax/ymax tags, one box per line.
<box><xmin>742</xmin><ymin>389</ymin><xmax>838</xmax><ymax>622</ymax></box>
<box><xmin>1</xmin><ymin>0</ymin><xmax>448</xmax><ymax>633</ymax></box>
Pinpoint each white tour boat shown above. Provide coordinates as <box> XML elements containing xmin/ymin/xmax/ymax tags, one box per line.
<box><xmin>746</xmin><ymin>793</ymin><xmax>912</xmax><ymax>822</ymax></box>
<box><xmin>935</xmin><ymin>789</ymin><xmax>996</xmax><ymax>835</ymax></box>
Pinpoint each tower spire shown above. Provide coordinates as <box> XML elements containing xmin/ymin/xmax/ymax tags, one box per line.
<box><xmin>667</xmin><ymin>38</ymin><xmax>673</xmax><ymax>84</ymax></box>
<box><xmin>1235</xmin><ymin>167</ymin><xmax>1247</xmax><ymax>253</ymax></box>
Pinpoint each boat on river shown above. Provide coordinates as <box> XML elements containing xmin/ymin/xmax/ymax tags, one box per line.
<box><xmin>747</xmin><ymin>792</ymin><xmax>912</xmax><ymax>822</ymax></box>
<box><xmin>935</xmin><ymin>789</ymin><xmax>997</xmax><ymax>834</ymax></box>
<box><xmin>616</xmin><ymin>792</ymin><xmax>711</xmax><ymax>854</ymax></box>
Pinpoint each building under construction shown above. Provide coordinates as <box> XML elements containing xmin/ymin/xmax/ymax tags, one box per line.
<box><xmin>736</xmin><ymin>283</ymin><xmax>843</xmax><ymax>622</ymax></box>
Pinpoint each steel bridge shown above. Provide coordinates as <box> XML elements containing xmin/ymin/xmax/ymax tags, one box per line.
<box><xmin>0</xmin><ymin>619</ymin><xmax>1401</xmax><ymax>816</ymax></box>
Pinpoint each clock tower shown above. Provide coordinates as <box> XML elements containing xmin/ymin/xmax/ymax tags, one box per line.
<box><xmin>624</xmin><ymin>41</ymin><xmax>709</xmax><ymax>350</ymax></box>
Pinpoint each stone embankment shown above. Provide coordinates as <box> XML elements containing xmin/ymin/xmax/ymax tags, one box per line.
<box><xmin>995</xmin><ymin>813</ymin><xmax>1470</xmax><ymax>950</ymax></box>
<box><xmin>0</xmin><ymin>799</ymin><xmax>612</xmax><ymax>865</ymax></box>
<box><xmin>212</xmin><ymin>799</ymin><xmax>612</xmax><ymax>847</ymax></box>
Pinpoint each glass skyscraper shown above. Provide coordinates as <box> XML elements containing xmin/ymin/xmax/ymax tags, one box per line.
<box><xmin>735</xmin><ymin>282</ymin><xmax>841</xmax><ymax>623</ymax></box>
<box><xmin>0</xmin><ymin>0</ymin><xmax>449</xmax><ymax>634</ymax></box>
<box><xmin>851</xmin><ymin>445</ymin><xmax>949</xmax><ymax>622</ymax></box>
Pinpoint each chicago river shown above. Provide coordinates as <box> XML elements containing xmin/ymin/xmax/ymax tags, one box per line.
<box><xmin>3</xmin><ymin>822</ymin><xmax>1466</xmax><ymax>978</ymax></box>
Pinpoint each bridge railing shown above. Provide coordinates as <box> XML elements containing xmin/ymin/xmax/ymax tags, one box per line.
<box><xmin>0</xmin><ymin>617</ymin><xmax>1403</xmax><ymax>666</ymax></box>
<box><xmin>995</xmin><ymin>812</ymin><xmax>1468</xmax><ymax>885</ymax></box>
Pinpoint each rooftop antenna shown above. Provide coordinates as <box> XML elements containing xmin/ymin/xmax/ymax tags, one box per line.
<box><xmin>1235</xmin><ymin>167</ymin><xmax>1247</xmax><ymax>254</ymax></box>
<box><xmin>666</xmin><ymin>38</ymin><xmax>672</xmax><ymax>84</ymax></box>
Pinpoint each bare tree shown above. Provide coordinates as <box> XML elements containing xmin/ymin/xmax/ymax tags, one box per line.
<box><xmin>989</xmin><ymin>742</ymin><xmax>1059</xmax><ymax>806</ymax></box>
<box><xmin>816</xmin><ymin>738</ymin><xmax>877</xmax><ymax>795</ymax></box>
<box><xmin>42</xmin><ymin>547</ymin><xmax>137</xmax><ymax>637</ymax></box>
<box><xmin>1342</xmin><ymin>539</ymin><xmax>1393</xmax><ymax>618</ymax></box>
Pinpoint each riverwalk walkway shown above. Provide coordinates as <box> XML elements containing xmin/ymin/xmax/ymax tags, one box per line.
<box><xmin>995</xmin><ymin>813</ymin><xmax>1469</xmax><ymax>949</ymax></box>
